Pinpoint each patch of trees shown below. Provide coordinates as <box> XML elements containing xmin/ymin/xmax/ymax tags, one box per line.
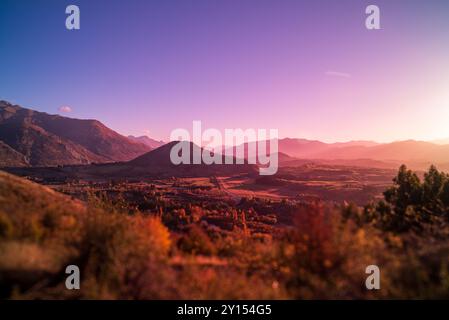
<box><xmin>345</xmin><ymin>165</ymin><xmax>449</xmax><ymax>233</ymax></box>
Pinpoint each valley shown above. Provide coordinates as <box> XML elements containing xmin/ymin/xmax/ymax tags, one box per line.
<box><xmin>1</xmin><ymin>100</ymin><xmax>448</xmax><ymax>300</ymax></box>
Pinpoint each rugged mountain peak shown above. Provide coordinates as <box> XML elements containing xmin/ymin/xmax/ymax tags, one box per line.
<box><xmin>0</xmin><ymin>101</ymin><xmax>152</xmax><ymax>167</ymax></box>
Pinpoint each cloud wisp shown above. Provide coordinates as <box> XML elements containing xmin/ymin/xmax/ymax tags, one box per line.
<box><xmin>325</xmin><ymin>71</ymin><xmax>352</xmax><ymax>78</ymax></box>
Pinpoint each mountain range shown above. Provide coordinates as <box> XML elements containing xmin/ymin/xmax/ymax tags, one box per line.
<box><xmin>127</xmin><ymin>135</ymin><xmax>165</xmax><ymax>149</ymax></box>
<box><xmin>231</xmin><ymin>138</ymin><xmax>449</xmax><ymax>170</ymax></box>
<box><xmin>5</xmin><ymin>140</ymin><xmax>259</xmax><ymax>180</ymax></box>
<box><xmin>1</xmin><ymin>100</ymin><xmax>449</xmax><ymax>171</ymax></box>
<box><xmin>0</xmin><ymin>100</ymin><xmax>151</xmax><ymax>166</ymax></box>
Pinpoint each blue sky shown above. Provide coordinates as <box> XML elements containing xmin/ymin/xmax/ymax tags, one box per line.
<box><xmin>1</xmin><ymin>0</ymin><xmax>449</xmax><ymax>142</ymax></box>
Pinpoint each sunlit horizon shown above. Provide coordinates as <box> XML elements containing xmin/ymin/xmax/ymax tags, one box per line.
<box><xmin>2</xmin><ymin>0</ymin><xmax>449</xmax><ymax>143</ymax></box>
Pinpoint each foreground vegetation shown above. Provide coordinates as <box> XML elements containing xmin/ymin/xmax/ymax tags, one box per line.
<box><xmin>1</xmin><ymin>165</ymin><xmax>449</xmax><ymax>299</ymax></box>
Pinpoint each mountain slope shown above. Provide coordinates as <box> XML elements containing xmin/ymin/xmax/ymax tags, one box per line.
<box><xmin>0</xmin><ymin>170</ymin><xmax>85</xmax><ymax>295</ymax></box>
<box><xmin>0</xmin><ymin>140</ymin><xmax>28</xmax><ymax>167</ymax></box>
<box><xmin>4</xmin><ymin>141</ymin><xmax>259</xmax><ymax>180</ymax></box>
<box><xmin>0</xmin><ymin>170</ymin><xmax>86</xmax><ymax>217</ymax></box>
<box><xmin>128</xmin><ymin>135</ymin><xmax>164</xmax><ymax>149</ymax></box>
<box><xmin>127</xmin><ymin>141</ymin><xmax>259</xmax><ymax>177</ymax></box>
<box><xmin>0</xmin><ymin>100</ymin><xmax>151</xmax><ymax>166</ymax></box>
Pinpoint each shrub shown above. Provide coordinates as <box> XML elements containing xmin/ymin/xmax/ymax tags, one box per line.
<box><xmin>364</xmin><ymin>165</ymin><xmax>449</xmax><ymax>233</ymax></box>
<box><xmin>0</xmin><ymin>213</ymin><xmax>13</xmax><ymax>239</ymax></box>
<box><xmin>72</xmin><ymin>211</ymin><xmax>171</xmax><ymax>298</ymax></box>
<box><xmin>178</xmin><ymin>224</ymin><xmax>216</xmax><ymax>256</ymax></box>
<box><xmin>277</xmin><ymin>203</ymin><xmax>389</xmax><ymax>299</ymax></box>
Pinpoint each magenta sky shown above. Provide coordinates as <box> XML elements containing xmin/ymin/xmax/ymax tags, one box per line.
<box><xmin>1</xmin><ymin>0</ymin><xmax>449</xmax><ymax>142</ymax></box>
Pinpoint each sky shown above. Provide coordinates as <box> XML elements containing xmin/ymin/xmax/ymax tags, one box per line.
<box><xmin>1</xmin><ymin>0</ymin><xmax>449</xmax><ymax>143</ymax></box>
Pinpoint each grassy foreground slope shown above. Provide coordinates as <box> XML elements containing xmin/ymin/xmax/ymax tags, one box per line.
<box><xmin>0</xmin><ymin>171</ymin><xmax>280</xmax><ymax>299</ymax></box>
<box><xmin>2</xmin><ymin>166</ymin><xmax>449</xmax><ymax>299</ymax></box>
<box><xmin>0</xmin><ymin>170</ymin><xmax>87</xmax><ymax>298</ymax></box>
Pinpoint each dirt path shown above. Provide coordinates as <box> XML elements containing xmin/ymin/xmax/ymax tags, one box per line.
<box><xmin>211</xmin><ymin>176</ymin><xmax>242</xmax><ymax>201</ymax></box>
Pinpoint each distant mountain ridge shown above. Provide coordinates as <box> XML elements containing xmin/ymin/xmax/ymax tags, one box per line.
<box><xmin>229</xmin><ymin>138</ymin><xmax>449</xmax><ymax>170</ymax></box>
<box><xmin>304</xmin><ymin>139</ymin><xmax>449</xmax><ymax>163</ymax></box>
<box><xmin>225</xmin><ymin>138</ymin><xmax>379</xmax><ymax>160</ymax></box>
<box><xmin>432</xmin><ymin>138</ymin><xmax>449</xmax><ymax>145</ymax></box>
<box><xmin>128</xmin><ymin>135</ymin><xmax>165</xmax><ymax>149</ymax></box>
<box><xmin>2</xmin><ymin>100</ymin><xmax>449</xmax><ymax>171</ymax></box>
<box><xmin>0</xmin><ymin>100</ymin><xmax>151</xmax><ymax>167</ymax></box>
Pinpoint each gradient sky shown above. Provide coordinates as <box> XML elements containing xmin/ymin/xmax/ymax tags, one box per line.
<box><xmin>1</xmin><ymin>0</ymin><xmax>449</xmax><ymax>142</ymax></box>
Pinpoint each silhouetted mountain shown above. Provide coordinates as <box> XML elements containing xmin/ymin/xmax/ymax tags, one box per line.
<box><xmin>0</xmin><ymin>100</ymin><xmax>151</xmax><ymax>166</ymax></box>
<box><xmin>128</xmin><ymin>135</ymin><xmax>165</xmax><ymax>149</ymax></box>
<box><xmin>127</xmin><ymin>141</ymin><xmax>258</xmax><ymax>177</ymax></box>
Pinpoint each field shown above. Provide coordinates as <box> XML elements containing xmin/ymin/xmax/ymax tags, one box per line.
<box><xmin>6</xmin><ymin>163</ymin><xmax>397</xmax><ymax>204</ymax></box>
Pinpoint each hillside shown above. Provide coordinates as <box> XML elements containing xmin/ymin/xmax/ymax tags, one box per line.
<box><xmin>128</xmin><ymin>135</ymin><xmax>165</xmax><ymax>149</ymax></box>
<box><xmin>0</xmin><ymin>140</ymin><xmax>28</xmax><ymax>167</ymax></box>
<box><xmin>3</xmin><ymin>141</ymin><xmax>259</xmax><ymax>180</ymax></box>
<box><xmin>0</xmin><ymin>100</ymin><xmax>151</xmax><ymax>166</ymax></box>
<box><xmin>125</xmin><ymin>141</ymin><xmax>259</xmax><ymax>177</ymax></box>
<box><xmin>0</xmin><ymin>170</ymin><xmax>86</xmax><ymax>218</ymax></box>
